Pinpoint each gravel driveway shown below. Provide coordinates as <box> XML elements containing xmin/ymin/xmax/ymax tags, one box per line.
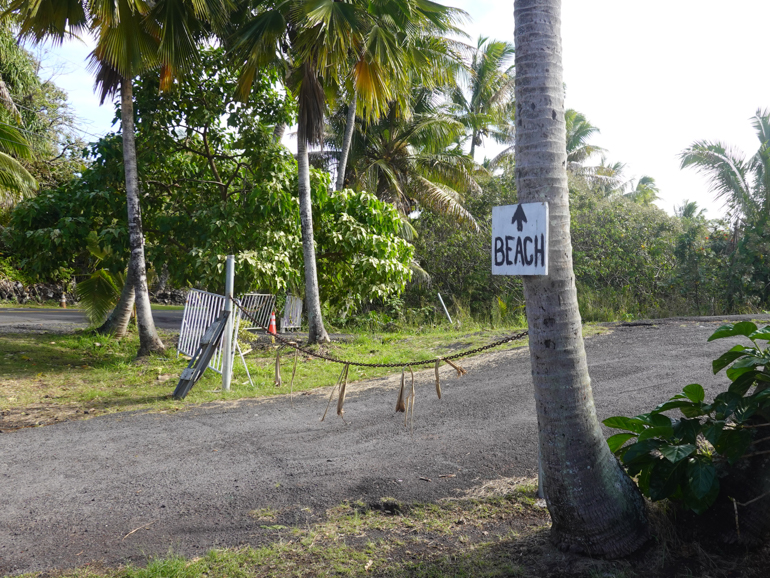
<box><xmin>1</xmin><ymin>315</ymin><xmax>768</xmax><ymax>576</ymax></box>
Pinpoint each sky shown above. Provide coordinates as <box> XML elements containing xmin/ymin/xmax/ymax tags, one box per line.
<box><xmin>33</xmin><ymin>0</ymin><xmax>770</xmax><ymax>219</ymax></box>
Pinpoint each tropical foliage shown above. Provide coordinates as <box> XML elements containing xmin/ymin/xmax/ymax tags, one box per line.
<box><xmin>605</xmin><ymin>322</ymin><xmax>770</xmax><ymax>516</ymax></box>
<box><xmin>449</xmin><ymin>36</ymin><xmax>515</xmax><ymax>160</ymax></box>
<box><xmin>342</xmin><ymin>89</ymin><xmax>480</xmax><ymax>231</ymax></box>
<box><xmin>0</xmin><ymin>22</ymin><xmax>87</xmax><ymax>207</ymax></box>
<box><xmin>5</xmin><ymin>52</ymin><xmax>413</xmax><ymax>311</ymax></box>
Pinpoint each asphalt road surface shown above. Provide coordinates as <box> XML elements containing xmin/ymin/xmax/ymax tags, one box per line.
<box><xmin>1</xmin><ymin>315</ymin><xmax>769</xmax><ymax>575</ymax></box>
<box><xmin>0</xmin><ymin>307</ymin><xmax>184</xmax><ymax>333</ymax></box>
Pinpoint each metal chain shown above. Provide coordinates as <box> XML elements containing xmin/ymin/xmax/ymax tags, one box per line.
<box><xmin>232</xmin><ymin>298</ymin><xmax>528</xmax><ymax>369</ymax></box>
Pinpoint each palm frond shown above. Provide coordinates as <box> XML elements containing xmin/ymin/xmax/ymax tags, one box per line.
<box><xmin>0</xmin><ymin>150</ymin><xmax>36</xmax><ymax>201</ymax></box>
<box><xmin>409</xmin><ymin>258</ymin><xmax>431</xmax><ymax>287</ymax></box>
<box><xmin>297</xmin><ymin>61</ymin><xmax>326</xmax><ymax>146</ymax></box>
<box><xmin>76</xmin><ymin>269</ymin><xmax>125</xmax><ymax>326</ymax></box>
<box><xmin>0</xmin><ymin>123</ymin><xmax>33</xmax><ymax>158</ymax></box>
<box><xmin>3</xmin><ymin>0</ymin><xmax>89</xmax><ymax>44</ymax></box>
<box><xmin>409</xmin><ymin>175</ymin><xmax>478</xmax><ymax>230</ymax></box>
<box><xmin>398</xmin><ymin>214</ymin><xmax>418</xmax><ymax>241</ymax></box>
<box><xmin>680</xmin><ymin>140</ymin><xmax>754</xmax><ymax>215</ymax></box>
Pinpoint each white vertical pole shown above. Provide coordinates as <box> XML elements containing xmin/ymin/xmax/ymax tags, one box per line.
<box><xmin>437</xmin><ymin>293</ymin><xmax>453</xmax><ymax>324</ymax></box>
<box><xmin>222</xmin><ymin>255</ymin><xmax>235</xmax><ymax>392</ymax></box>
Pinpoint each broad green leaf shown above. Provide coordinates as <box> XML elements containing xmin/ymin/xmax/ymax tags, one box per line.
<box><xmin>708</xmin><ymin>322</ymin><xmax>758</xmax><ymax>342</ymax></box>
<box><xmin>712</xmin><ymin>345</ymin><xmax>748</xmax><ymax>373</ymax></box>
<box><xmin>652</xmin><ymin>400</ymin><xmax>698</xmax><ymax>414</ymax></box>
<box><xmin>602</xmin><ymin>416</ymin><xmax>647</xmax><ymax>433</ymax></box>
<box><xmin>714</xmin><ymin>429</ymin><xmax>753</xmax><ymax>463</ymax></box>
<box><xmin>728</xmin><ymin>370</ymin><xmax>760</xmax><ymax>396</ymax></box>
<box><xmin>620</xmin><ymin>439</ymin><xmax>662</xmax><ymax>465</ymax></box>
<box><xmin>748</xmin><ymin>326</ymin><xmax>770</xmax><ymax>341</ymax></box>
<box><xmin>725</xmin><ymin>358</ymin><xmax>762</xmax><ymax>381</ymax></box>
<box><xmin>726</xmin><ymin>356</ymin><xmax>767</xmax><ymax>380</ymax></box>
<box><xmin>683</xmin><ymin>473</ymin><xmax>720</xmax><ymax>514</ymax></box>
<box><xmin>659</xmin><ymin>443</ymin><xmax>696</xmax><ymax>463</ymax></box>
<box><xmin>648</xmin><ymin>459</ymin><xmax>686</xmax><ymax>501</ymax></box>
<box><xmin>673</xmin><ymin>418</ymin><xmax>702</xmax><ymax>444</ymax></box>
<box><xmin>733</xmin><ymin>397</ymin><xmax>758</xmax><ymax>422</ymax></box>
<box><xmin>638</xmin><ymin>425</ymin><xmax>675</xmax><ymax>442</ymax></box>
<box><xmin>712</xmin><ymin>391</ymin><xmax>743</xmax><ymax>418</ymax></box>
<box><xmin>636</xmin><ymin>413</ymin><xmax>672</xmax><ymax>427</ymax></box>
<box><xmin>702</xmin><ymin>421</ymin><xmax>724</xmax><ymax>445</ymax></box>
<box><xmin>686</xmin><ymin>459</ymin><xmax>716</xmax><ymax>500</ymax></box>
<box><xmin>683</xmin><ymin>383</ymin><xmax>705</xmax><ymax>403</ymax></box>
<box><xmin>606</xmin><ymin>433</ymin><xmax>636</xmax><ymax>453</ymax></box>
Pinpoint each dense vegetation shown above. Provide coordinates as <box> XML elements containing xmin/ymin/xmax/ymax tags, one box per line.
<box><xmin>0</xmin><ymin>7</ymin><xmax>768</xmax><ymax>326</ymax></box>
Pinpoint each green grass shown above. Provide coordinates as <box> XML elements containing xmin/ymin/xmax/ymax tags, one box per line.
<box><xmin>17</xmin><ymin>482</ymin><xmax>549</xmax><ymax>578</ymax></box>
<box><xmin>0</xmin><ymin>321</ymin><xmax>606</xmax><ymax>430</ymax></box>
<box><xmin>18</xmin><ymin>481</ymin><xmax>768</xmax><ymax>578</ymax></box>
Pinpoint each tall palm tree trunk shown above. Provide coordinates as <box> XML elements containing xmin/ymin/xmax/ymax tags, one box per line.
<box><xmin>273</xmin><ymin>123</ymin><xmax>286</xmax><ymax>143</ymax></box>
<box><xmin>0</xmin><ymin>76</ymin><xmax>21</xmax><ymax>121</ymax></box>
<box><xmin>335</xmin><ymin>93</ymin><xmax>357</xmax><ymax>191</ymax></box>
<box><xmin>297</xmin><ymin>136</ymin><xmax>330</xmax><ymax>344</ymax></box>
<box><xmin>121</xmin><ymin>77</ymin><xmax>165</xmax><ymax>357</ymax></box>
<box><xmin>96</xmin><ymin>260</ymin><xmax>136</xmax><ymax>337</ymax></box>
<box><xmin>514</xmin><ymin>0</ymin><xmax>647</xmax><ymax>557</ymax></box>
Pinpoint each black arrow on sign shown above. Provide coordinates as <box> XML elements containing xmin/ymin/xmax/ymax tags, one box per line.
<box><xmin>511</xmin><ymin>204</ymin><xmax>527</xmax><ymax>232</ymax></box>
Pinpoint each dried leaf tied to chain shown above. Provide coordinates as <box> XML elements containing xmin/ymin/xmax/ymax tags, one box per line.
<box><xmin>443</xmin><ymin>357</ymin><xmax>467</xmax><ymax>377</ymax></box>
<box><xmin>289</xmin><ymin>345</ymin><xmax>299</xmax><ymax>407</ymax></box>
<box><xmin>405</xmin><ymin>365</ymin><xmax>415</xmax><ymax>428</ymax></box>
<box><xmin>322</xmin><ymin>364</ymin><xmax>348</xmax><ymax>421</ymax></box>
<box><xmin>434</xmin><ymin>360</ymin><xmax>442</xmax><ymax>400</ymax></box>
<box><xmin>274</xmin><ymin>349</ymin><xmax>282</xmax><ymax>386</ymax></box>
<box><xmin>396</xmin><ymin>368</ymin><xmax>407</xmax><ymax>413</ymax></box>
<box><xmin>337</xmin><ymin>364</ymin><xmax>350</xmax><ymax>416</ymax></box>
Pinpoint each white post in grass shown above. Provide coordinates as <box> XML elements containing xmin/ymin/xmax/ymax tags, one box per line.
<box><xmin>222</xmin><ymin>255</ymin><xmax>235</xmax><ymax>392</ymax></box>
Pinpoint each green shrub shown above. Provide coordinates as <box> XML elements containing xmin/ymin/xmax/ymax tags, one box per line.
<box><xmin>604</xmin><ymin>321</ymin><xmax>770</xmax><ymax>513</ymax></box>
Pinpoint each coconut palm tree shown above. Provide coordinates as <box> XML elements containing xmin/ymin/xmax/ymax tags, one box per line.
<box><xmin>680</xmin><ymin>108</ymin><xmax>770</xmax><ymax>227</ymax></box>
<box><xmin>228</xmin><ymin>0</ymin><xmax>354</xmax><ymax>343</ymax></box>
<box><xmin>229</xmin><ymin>0</ymin><xmax>462</xmax><ymax>343</ymax></box>
<box><xmin>0</xmin><ymin>121</ymin><xmax>36</xmax><ymax>205</ymax></box>
<box><xmin>0</xmin><ymin>33</ymin><xmax>37</xmax><ymax>205</ymax></box>
<box><xmin>341</xmin><ymin>89</ymin><xmax>479</xmax><ymax>231</ymax></box>
<box><xmin>4</xmin><ymin>0</ymin><xmax>227</xmax><ymax>355</ymax></box>
<box><xmin>565</xmin><ymin>109</ymin><xmax>604</xmax><ymax>166</ymax></box>
<box><xmin>513</xmin><ymin>0</ymin><xmax>648</xmax><ymax>556</ymax></box>
<box><xmin>449</xmin><ymin>36</ymin><xmax>515</xmax><ymax>160</ymax></box>
<box><xmin>675</xmin><ymin>199</ymin><xmax>706</xmax><ymax>221</ymax></box>
<box><xmin>489</xmin><ymin>108</ymin><xmax>602</xmax><ymax>172</ymax></box>
<box><xmin>623</xmin><ymin>175</ymin><xmax>660</xmax><ymax>206</ymax></box>
<box><xmin>332</xmin><ymin>5</ymin><xmax>467</xmax><ymax>191</ymax></box>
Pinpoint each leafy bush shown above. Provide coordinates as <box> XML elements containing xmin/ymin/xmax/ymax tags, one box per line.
<box><xmin>604</xmin><ymin>322</ymin><xmax>770</xmax><ymax>513</ymax></box>
<box><xmin>570</xmin><ymin>183</ymin><xmax>681</xmax><ymax>316</ymax></box>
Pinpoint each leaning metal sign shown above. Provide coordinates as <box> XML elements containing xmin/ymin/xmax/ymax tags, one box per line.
<box><xmin>491</xmin><ymin>202</ymin><xmax>549</xmax><ymax>276</ymax></box>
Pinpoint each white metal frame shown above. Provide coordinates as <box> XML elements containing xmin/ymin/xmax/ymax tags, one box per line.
<box><xmin>281</xmin><ymin>294</ymin><xmax>303</xmax><ymax>332</ymax></box>
<box><xmin>177</xmin><ymin>289</ymin><xmax>252</xmax><ymax>386</ymax></box>
<box><xmin>240</xmin><ymin>293</ymin><xmax>277</xmax><ymax>332</ymax></box>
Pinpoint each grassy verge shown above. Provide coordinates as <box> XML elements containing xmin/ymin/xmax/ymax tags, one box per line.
<box><xmin>23</xmin><ymin>480</ymin><xmax>555</xmax><ymax>578</ymax></box>
<box><xmin>16</xmin><ymin>479</ymin><xmax>770</xmax><ymax>578</ymax></box>
<box><xmin>0</xmin><ymin>323</ymin><xmax>606</xmax><ymax>430</ymax></box>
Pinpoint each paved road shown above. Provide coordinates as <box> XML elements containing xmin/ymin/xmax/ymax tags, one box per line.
<box><xmin>0</xmin><ymin>307</ymin><xmax>184</xmax><ymax>332</ymax></box>
<box><xmin>1</xmin><ymin>316</ymin><xmax>769</xmax><ymax>575</ymax></box>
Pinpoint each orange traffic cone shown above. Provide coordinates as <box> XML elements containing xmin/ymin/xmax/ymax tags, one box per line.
<box><xmin>268</xmin><ymin>311</ymin><xmax>277</xmax><ymax>335</ymax></box>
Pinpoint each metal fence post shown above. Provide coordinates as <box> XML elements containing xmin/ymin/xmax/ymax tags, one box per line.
<box><xmin>437</xmin><ymin>293</ymin><xmax>453</xmax><ymax>324</ymax></box>
<box><xmin>222</xmin><ymin>255</ymin><xmax>235</xmax><ymax>392</ymax></box>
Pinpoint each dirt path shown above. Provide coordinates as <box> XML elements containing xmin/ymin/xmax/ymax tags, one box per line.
<box><xmin>1</xmin><ymin>316</ymin><xmax>768</xmax><ymax>576</ymax></box>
